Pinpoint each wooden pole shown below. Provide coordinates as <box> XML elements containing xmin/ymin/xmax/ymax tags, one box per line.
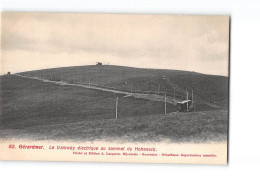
<box><xmin>116</xmin><ymin>96</ymin><xmax>118</xmax><ymax>119</ymax></box>
<box><xmin>158</xmin><ymin>85</ymin><xmax>160</xmax><ymax>95</ymax></box>
<box><xmin>131</xmin><ymin>83</ymin><xmax>133</xmax><ymax>93</ymax></box>
<box><xmin>186</xmin><ymin>89</ymin><xmax>189</xmax><ymax>112</ymax></box>
<box><xmin>192</xmin><ymin>90</ymin><xmax>194</xmax><ymax>111</ymax></box>
<box><xmin>192</xmin><ymin>90</ymin><xmax>193</xmax><ymax>104</ymax></box>
<box><xmin>165</xmin><ymin>94</ymin><xmax>167</xmax><ymax>114</ymax></box>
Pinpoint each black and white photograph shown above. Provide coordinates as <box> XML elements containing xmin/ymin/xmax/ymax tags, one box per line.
<box><xmin>0</xmin><ymin>12</ymin><xmax>229</xmax><ymax>164</ymax></box>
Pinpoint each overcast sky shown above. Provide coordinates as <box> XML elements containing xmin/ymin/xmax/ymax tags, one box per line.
<box><xmin>1</xmin><ymin>12</ymin><xmax>229</xmax><ymax>76</ymax></box>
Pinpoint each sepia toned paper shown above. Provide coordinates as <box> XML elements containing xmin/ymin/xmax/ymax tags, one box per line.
<box><xmin>0</xmin><ymin>12</ymin><xmax>229</xmax><ymax>164</ymax></box>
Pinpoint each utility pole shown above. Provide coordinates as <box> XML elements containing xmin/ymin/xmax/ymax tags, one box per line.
<box><xmin>165</xmin><ymin>94</ymin><xmax>167</xmax><ymax>114</ymax></box>
<box><xmin>192</xmin><ymin>90</ymin><xmax>194</xmax><ymax>111</ymax></box>
<box><xmin>186</xmin><ymin>89</ymin><xmax>189</xmax><ymax>112</ymax></box>
<box><xmin>24</xmin><ymin>80</ymin><xmax>27</xmax><ymax>100</ymax></box>
<box><xmin>116</xmin><ymin>96</ymin><xmax>118</xmax><ymax>119</ymax></box>
<box><xmin>131</xmin><ymin>83</ymin><xmax>133</xmax><ymax>93</ymax></box>
<box><xmin>158</xmin><ymin>85</ymin><xmax>160</xmax><ymax>95</ymax></box>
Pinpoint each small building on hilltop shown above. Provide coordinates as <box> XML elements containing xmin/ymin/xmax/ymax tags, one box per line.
<box><xmin>96</xmin><ymin>62</ymin><xmax>102</xmax><ymax>66</ymax></box>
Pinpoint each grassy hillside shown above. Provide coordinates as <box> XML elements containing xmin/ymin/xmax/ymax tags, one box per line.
<box><xmin>0</xmin><ymin>65</ymin><xmax>229</xmax><ymax>142</ymax></box>
<box><xmin>19</xmin><ymin>65</ymin><xmax>229</xmax><ymax>107</ymax></box>
<box><xmin>0</xmin><ymin>107</ymin><xmax>228</xmax><ymax>142</ymax></box>
<box><xmin>0</xmin><ymin>75</ymin><xmax>176</xmax><ymax>129</ymax></box>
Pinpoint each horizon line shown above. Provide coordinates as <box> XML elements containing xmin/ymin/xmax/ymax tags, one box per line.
<box><xmin>1</xmin><ymin>64</ymin><xmax>228</xmax><ymax>77</ymax></box>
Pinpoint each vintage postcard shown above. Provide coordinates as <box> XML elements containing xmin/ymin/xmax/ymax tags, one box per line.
<box><xmin>0</xmin><ymin>12</ymin><xmax>229</xmax><ymax>164</ymax></box>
